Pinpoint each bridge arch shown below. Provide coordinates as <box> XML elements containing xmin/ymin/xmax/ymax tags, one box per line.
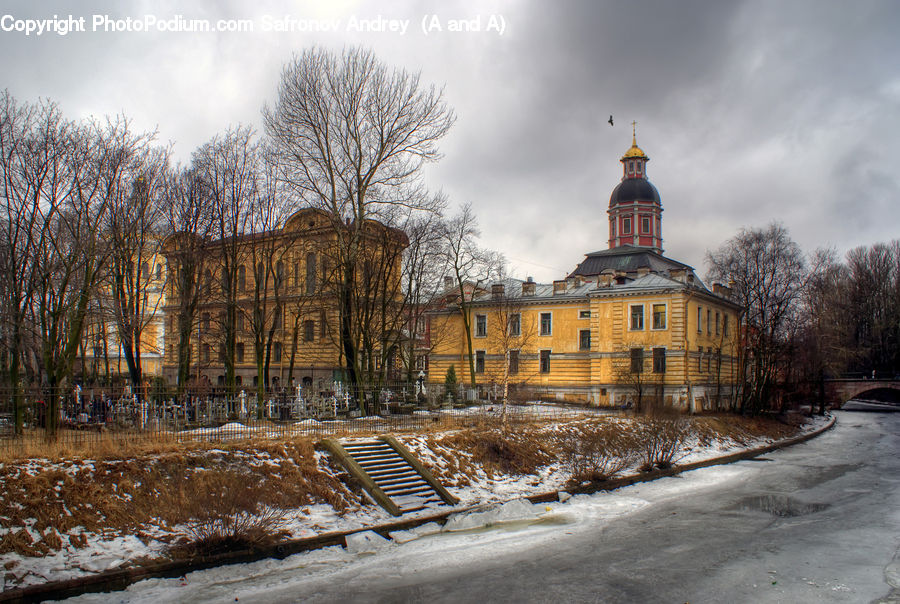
<box><xmin>826</xmin><ymin>380</ymin><xmax>900</xmax><ymax>408</ymax></box>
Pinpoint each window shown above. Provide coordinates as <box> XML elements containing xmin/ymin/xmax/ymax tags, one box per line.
<box><xmin>156</xmin><ymin>263</ymin><xmax>162</xmax><ymax>281</ymax></box>
<box><xmin>475</xmin><ymin>350</ymin><xmax>485</xmax><ymax>374</ymax></box>
<box><xmin>630</xmin><ymin>304</ymin><xmax>644</xmax><ymax>330</ymax></box>
<box><xmin>707</xmin><ymin>310</ymin><xmax>711</xmax><ymax>334</ymax></box>
<box><xmin>698</xmin><ymin>346</ymin><xmax>703</xmax><ymax>372</ymax></box>
<box><xmin>319</xmin><ymin>310</ymin><xmax>327</xmax><ymax>337</ymax></box>
<box><xmin>236</xmin><ymin>312</ymin><xmax>244</xmax><ymax>332</ymax></box>
<box><xmin>303</xmin><ymin>320</ymin><xmax>315</xmax><ymax>342</ymax></box>
<box><xmin>630</xmin><ymin>348</ymin><xmax>644</xmax><ymax>374</ymax></box>
<box><xmin>628</xmin><ymin>161</ymin><xmax>634</xmax><ymax>174</ymax></box>
<box><xmin>697</xmin><ymin>306</ymin><xmax>702</xmax><ymax>332</ymax></box>
<box><xmin>202</xmin><ymin>344</ymin><xmax>210</xmax><ymax>364</ymax></box>
<box><xmin>723</xmin><ymin>314</ymin><xmax>729</xmax><ymax>337</ymax></box>
<box><xmin>653</xmin><ymin>347</ymin><xmax>666</xmax><ymax>373</ymax></box>
<box><xmin>294</xmin><ymin>261</ymin><xmax>301</xmax><ymax>288</ymax></box>
<box><xmin>256</xmin><ymin>262</ymin><xmax>266</xmax><ymax>289</ymax></box>
<box><xmin>273</xmin><ymin>341</ymin><xmax>282</xmax><ymax>362</ymax></box>
<box><xmin>237</xmin><ymin>265</ymin><xmax>246</xmax><ymax>291</ymax></box>
<box><xmin>641</xmin><ymin>216</ymin><xmax>651</xmax><ymax>234</ymax></box>
<box><xmin>540</xmin><ymin>312</ymin><xmax>552</xmax><ymax>336</ymax></box>
<box><xmin>652</xmin><ymin>304</ymin><xmax>666</xmax><ymax>330</ymax></box>
<box><xmin>623</xmin><ymin>217</ymin><xmax>632</xmax><ymax>235</ymax></box>
<box><xmin>236</xmin><ymin>343</ymin><xmax>244</xmax><ymax>363</ymax></box>
<box><xmin>218</xmin><ymin>345</ymin><xmax>225</xmax><ymax>362</ymax></box>
<box><xmin>273</xmin><ymin>308</ymin><xmax>282</xmax><ymax>330</ymax></box>
<box><xmin>715</xmin><ymin>311</ymin><xmax>720</xmax><ymax>335</ymax></box>
<box><xmin>306</xmin><ymin>253</ymin><xmax>316</xmax><ymax>295</ymax></box>
<box><xmin>508</xmin><ymin>313</ymin><xmax>521</xmax><ymax>337</ymax></box>
<box><xmin>611</xmin><ymin>220</ymin><xmax>616</xmax><ymax>237</ymax></box>
<box><xmin>707</xmin><ymin>347</ymin><xmax>712</xmax><ymax>372</ymax></box>
<box><xmin>276</xmin><ymin>261</ymin><xmax>285</xmax><ymax>287</ymax></box>
<box><xmin>540</xmin><ymin>349</ymin><xmax>551</xmax><ymax>373</ymax></box>
<box><xmin>475</xmin><ymin>314</ymin><xmax>487</xmax><ymax>338</ymax></box>
<box><xmin>579</xmin><ymin>329</ymin><xmax>591</xmax><ymax>351</ymax></box>
<box><xmin>201</xmin><ymin>312</ymin><xmax>210</xmax><ymax>331</ymax></box>
<box><xmin>509</xmin><ymin>350</ymin><xmax>519</xmax><ymax>375</ymax></box>
<box><xmin>579</xmin><ymin>310</ymin><xmax>591</xmax><ymax>319</ymax></box>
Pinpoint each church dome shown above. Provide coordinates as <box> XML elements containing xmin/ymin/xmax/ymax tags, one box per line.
<box><xmin>609</xmin><ymin>177</ymin><xmax>660</xmax><ymax>207</ymax></box>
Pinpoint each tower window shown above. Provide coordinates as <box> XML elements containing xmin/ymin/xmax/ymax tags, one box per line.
<box><xmin>623</xmin><ymin>217</ymin><xmax>632</xmax><ymax>235</ymax></box>
<box><xmin>641</xmin><ymin>216</ymin><xmax>651</xmax><ymax>234</ymax></box>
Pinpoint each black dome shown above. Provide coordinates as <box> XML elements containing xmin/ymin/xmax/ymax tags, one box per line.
<box><xmin>609</xmin><ymin>178</ymin><xmax>660</xmax><ymax>207</ymax></box>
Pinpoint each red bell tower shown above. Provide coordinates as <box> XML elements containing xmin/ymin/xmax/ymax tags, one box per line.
<box><xmin>608</xmin><ymin>123</ymin><xmax>663</xmax><ymax>253</ymax></box>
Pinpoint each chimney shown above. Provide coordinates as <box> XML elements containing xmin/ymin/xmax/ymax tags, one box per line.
<box><xmin>522</xmin><ymin>276</ymin><xmax>536</xmax><ymax>296</ymax></box>
<box><xmin>636</xmin><ymin>266</ymin><xmax>651</xmax><ymax>277</ymax></box>
<box><xmin>443</xmin><ymin>276</ymin><xmax>453</xmax><ymax>290</ymax></box>
<box><xmin>491</xmin><ymin>283</ymin><xmax>505</xmax><ymax>300</ymax></box>
<box><xmin>712</xmin><ymin>282</ymin><xmax>733</xmax><ymax>298</ymax></box>
<box><xmin>553</xmin><ymin>280</ymin><xmax>567</xmax><ymax>295</ymax></box>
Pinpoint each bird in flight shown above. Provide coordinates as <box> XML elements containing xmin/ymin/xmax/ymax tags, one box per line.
<box><xmin>608</xmin><ymin>115</ymin><xmax>614</xmax><ymax>126</ymax></box>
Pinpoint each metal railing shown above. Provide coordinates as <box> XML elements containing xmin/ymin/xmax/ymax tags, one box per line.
<box><xmin>0</xmin><ymin>383</ymin><xmax>610</xmax><ymax>454</ymax></box>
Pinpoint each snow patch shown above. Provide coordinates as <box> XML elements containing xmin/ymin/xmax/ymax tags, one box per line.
<box><xmin>344</xmin><ymin>530</ymin><xmax>392</xmax><ymax>555</ymax></box>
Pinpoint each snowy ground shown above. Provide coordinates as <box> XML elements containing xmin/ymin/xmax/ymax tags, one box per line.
<box><xmin>0</xmin><ymin>410</ymin><xmax>829</xmax><ymax>593</ymax></box>
<box><xmin>62</xmin><ymin>412</ymin><xmax>857</xmax><ymax>604</ymax></box>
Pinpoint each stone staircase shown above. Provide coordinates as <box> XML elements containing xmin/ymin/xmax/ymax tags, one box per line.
<box><xmin>321</xmin><ymin>436</ymin><xmax>458</xmax><ymax>516</ymax></box>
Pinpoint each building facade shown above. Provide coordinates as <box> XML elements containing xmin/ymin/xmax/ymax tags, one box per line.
<box><xmin>160</xmin><ymin>208</ymin><xmax>407</xmax><ymax>392</ymax></box>
<box><xmin>427</xmin><ymin>134</ymin><xmax>741</xmax><ymax>410</ymax></box>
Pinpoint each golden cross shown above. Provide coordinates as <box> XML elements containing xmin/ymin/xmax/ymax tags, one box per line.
<box><xmin>631</xmin><ymin>120</ymin><xmax>637</xmax><ymax>143</ymax></box>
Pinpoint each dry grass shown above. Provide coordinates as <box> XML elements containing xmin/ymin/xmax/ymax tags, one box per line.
<box><xmin>0</xmin><ymin>411</ymin><xmax>809</xmax><ymax>565</ymax></box>
<box><xmin>552</xmin><ymin>420</ymin><xmax>642</xmax><ymax>484</ymax></box>
<box><xmin>432</xmin><ymin>426</ymin><xmax>553</xmax><ymax>478</ymax></box>
<box><xmin>0</xmin><ymin>436</ymin><xmax>358</xmax><ymax>559</ymax></box>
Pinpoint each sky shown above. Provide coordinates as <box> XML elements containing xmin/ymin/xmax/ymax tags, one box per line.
<box><xmin>1</xmin><ymin>0</ymin><xmax>898</xmax><ymax>283</ymax></box>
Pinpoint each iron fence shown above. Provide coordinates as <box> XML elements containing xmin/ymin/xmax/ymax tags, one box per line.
<box><xmin>0</xmin><ymin>382</ymin><xmax>612</xmax><ymax>454</ymax></box>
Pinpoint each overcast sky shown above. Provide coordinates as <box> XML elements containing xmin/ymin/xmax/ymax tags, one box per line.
<box><xmin>2</xmin><ymin>0</ymin><xmax>898</xmax><ymax>282</ymax></box>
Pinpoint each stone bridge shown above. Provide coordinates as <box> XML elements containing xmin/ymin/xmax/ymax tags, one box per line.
<box><xmin>825</xmin><ymin>379</ymin><xmax>900</xmax><ymax>408</ymax></box>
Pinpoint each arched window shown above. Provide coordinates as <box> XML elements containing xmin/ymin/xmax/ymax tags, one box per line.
<box><xmin>237</xmin><ymin>265</ymin><xmax>246</xmax><ymax>291</ymax></box>
<box><xmin>306</xmin><ymin>253</ymin><xmax>316</xmax><ymax>295</ymax></box>
<box><xmin>275</xmin><ymin>261</ymin><xmax>284</xmax><ymax>287</ymax></box>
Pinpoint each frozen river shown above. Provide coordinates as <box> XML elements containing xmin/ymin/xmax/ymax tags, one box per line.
<box><xmin>71</xmin><ymin>410</ymin><xmax>900</xmax><ymax>603</ymax></box>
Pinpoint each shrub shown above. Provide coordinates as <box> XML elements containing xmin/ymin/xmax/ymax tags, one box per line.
<box><xmin>555</xmin><ymin>422</ymin><xmax>640</xmax><ymax>484</ymax></box>
<box><xmin>635</xmin><ymin>415</ymin><xmax>692</xmax><ymax>471</ymax></box>
<box><xmin>440</xmin><ymin>427</ymin><xmax>550</xmax><ymax>476</ymax></box>
<box><xmin>166</xmin><ymin>470</ymin><xmax>289</xmax><ymax>559</ymax></box>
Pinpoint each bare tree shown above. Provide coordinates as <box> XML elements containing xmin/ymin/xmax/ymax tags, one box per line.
<box><xmin>440</xmin><ymin>203</ymin><xmax>504</xmax><ymax>388</ymax></box>
<box><xmin>398</xmin><ymin>207</ymin><xmax>447</xmax><ymax>384</ymax></box>
<box><xmin>482</xmin><ymin>284</ymin><xmax>536</xmax><ymax>423</ymax></box>
<box><xmin>245</xmin><ymin>148</ymin><xmax>292</xmax><ymax>407</ymax></box>
<box><xmin>161</xmin><ymin>167</ymin><xmax>213</xmax><ymax>393</ymax></box>
<box><xmin>706</xmin><ymin>222</ymin><xmax>807</xmax><ymax>414</ymax></box>
<box><xmin>0</xmin><ymin>93</ymin><xmax>63</xmax><ymax>431</ymax></box>
<box><xmin>103</xmin><ymin>122</ymin><xmax>168</xmax><ymax>396</ymax></box>
<box><xmin>264</xmin><ymin>46</ymin><xmax>454</xmax><ymax>389</ymax></box>
<box><xmin>194</xmin><ymin>126</ymin><xmax>258</xmax><ymax>398</ymax></box>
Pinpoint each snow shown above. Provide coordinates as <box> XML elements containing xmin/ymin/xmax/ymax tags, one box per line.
<box><xmin>62</xmin><ymin>464</ymin><xmax>754</xmax><ymax>603</ymax></box>
<box><xmin>0</xmin><ymin>412</ymin><xmax>832</xmax><ymax>596</ymax></box>
<box><xmin>344</xmin><ymin>530</ymin><xmax>392</xmax><ymax>555</ymax></box>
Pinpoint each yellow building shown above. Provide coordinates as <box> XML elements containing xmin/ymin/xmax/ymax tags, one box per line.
<box><xmin>78</xmin><ymin>251</ymin><xmax>168</xmax><ymax>383</ymax></box>
<box><xmin>427</xmin><ymin>134</ymin><xmax>742</xmax><ymax>410</ymax></box>
<box><xmin>161</xmin><ymin>208</ymin><xmax>407</xmax><ymax>391</ymax></box>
